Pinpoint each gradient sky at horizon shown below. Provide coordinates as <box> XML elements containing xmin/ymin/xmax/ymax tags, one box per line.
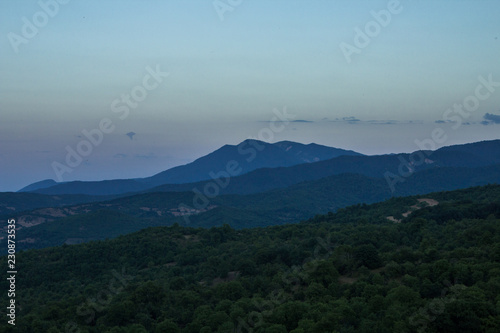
<box><xmin>1</xmin><ymin>0</ymin><xmax>500</xmax><ymax>191</ymax></box>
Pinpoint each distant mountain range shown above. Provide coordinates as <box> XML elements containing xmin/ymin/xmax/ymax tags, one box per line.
<box><xmin>5</xmin><ymin>163</ymin><xmax>500</xmax><ymax>252</ymax></box>
<box><xmin>19</xmin><ymin>139</ymin><xmax>500</xmax><ymax>197</ymax></box>
<box><xmin>3</xmin><ymin>138</ymin><xmax>500</xmax><ymax>252</ymax></box>
<box><xmin>19</xmin><ymin>140</ymin><xmax>362</xmax><ymax>195</ymax></box>
<box><xmin>18</xmin><ymin>179</ymin><xmax>58</xmax><ymax>192</ymax></box>
<box><xmin>6</xmin><ymin>184</ymin><xmax>500</xmax><ymax>332</ymax></box>
<box><xmin>0</xmin><ymin>192</ymin><xmax>116</xmax><ymax>216</ymax></box>
<box><xmin>144</xmin><ymin>139</ymin><xmax>500</xmax><ymax>196</ymax></box>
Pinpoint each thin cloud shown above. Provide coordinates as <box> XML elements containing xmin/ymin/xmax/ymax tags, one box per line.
<box><xmin>257</xmin><ymin>119</ymin><xmax>315</xmax><ymax>123</ymax></box>
<box><xmin>331</xmin><ymin>116</ymin><xmax>361</xmax><ymax>124</ymax></box>
<box><xmin>135</xmin><ymin>153</ymin><xmax>157</xmax><ymax>160</ymax></box>
<box><xmin>342</xmin><ymin>116</ymin><xmax>360</xmax><ymax>123</ymax></box>
<box><xmin>483</xmin><ymin>113</ymin><xmax>500</xmax><ymax>125</ymax></box>
<box><xmin>366</xmin><ymin>120</ymin><xmax>398</xmax><ymax>125</ymax></box>
<box><xmin>330</xmin><ymin>117</ymin><xmax>420</xmax><ymax>125</ymax></box>
<box><xmin>436</xmin><ymin>119</ymin><xmax>477</xmax><ymax>125</ymax></box>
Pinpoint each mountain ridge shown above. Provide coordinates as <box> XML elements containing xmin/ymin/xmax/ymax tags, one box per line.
<box><xmin>6</xmin><ymin>163</ymin><xmax>500</xmax><ymax>251</ymax></box>
<box><xmin>21</xmin><ymin>139</ymin><xmax>362</xmax><ymax>195</ymax></box>
<box><xmin>24</xmin><ymin>139</ymin><xmax>500</xmax><ymax>196</ymax></box>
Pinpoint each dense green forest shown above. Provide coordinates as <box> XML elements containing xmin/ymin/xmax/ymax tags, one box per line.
<box><xmin>31</xmin><ymin>139</ymin><xmax>500</xmax><ymax>196</ymax></box>
<box><xmin>0</xmin><ymin>192</ymin><xmax>116</xmax><ymax>216</ymax></box>
<box><xmin>1</xmin><ymin>185</ymin><xmax>500</xmax><ymax>332</ymax></box>
<box><xmin>5</xmin><ymin>164</ymin><xmax>500</xmax><ymax>253</ymax></box>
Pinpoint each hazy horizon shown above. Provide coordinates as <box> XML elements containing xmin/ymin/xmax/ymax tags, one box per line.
<box><xmin>2</xmin><ymin>0</ymin><xmax>500</xmax><ymax>192</ymax></box>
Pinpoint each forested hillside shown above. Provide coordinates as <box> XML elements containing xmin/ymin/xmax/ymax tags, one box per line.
<box><xmin>1</xmin><ymin>185</ymin><xmax>499</xmax><ymax>332</ymax></box>
<box><xmin>0</xmin><ymin>192</ymin><xmax>115</xmax><ymax>216</ymax></box>
<box><xmin>26</xmin><ymin>140</ymin><xmax>362</xmax><ymax>196</ymax></box>
<box><xmin>6</xmin><ymin>163</ymin><xmax>500</xmax><ymax>252</ymax></box>
<box><xmin>27</xmin><ymin>140</ymin><xmax>500</xmax><ymax>196</ymax></box>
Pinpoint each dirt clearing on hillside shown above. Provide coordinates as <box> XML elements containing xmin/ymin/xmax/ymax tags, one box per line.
<box><xmin>387</xmin><ymin>198</ymin><xmax>439</xmax><ymax>223</ymax></box>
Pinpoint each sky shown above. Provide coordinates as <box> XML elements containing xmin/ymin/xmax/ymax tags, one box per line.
<box><xmin>1</xmin><ymin>0</ymin><xmax>500</xmax><ymax>192</ymax></box>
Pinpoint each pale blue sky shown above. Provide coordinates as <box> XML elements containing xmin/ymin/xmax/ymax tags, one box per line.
<box><xmin>1</xmin><ymin>0</ymin><xmax>499</xmax><ymax>191</ymax></box>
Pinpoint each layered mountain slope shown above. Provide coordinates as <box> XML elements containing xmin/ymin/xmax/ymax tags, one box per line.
<box><xmin>143</xmin><ymin>140</ymin><xmax>362</xmax><ymax>186</ymax></box>
<box><xmin>26</xmin><ymin>140</ymin><xmax>362</xmax><ymax>195</ymax></box>
<box><xmin>0</xmin><ymin>192</ymin><xmax>115</xmax><ymax>216</ymax></box>
<box><xmin>7</xmin><ymin>163</ymin><xmax>500</xmax><ymax>251</ymax></box>
<box><xmin>150</xmin><ymin>139</ymin><xmax>500</xmax><ymax>196</ymax></box>
<box><xmin>2</xmin><ymin>185</ymin><xmax>500</xmax><ymax>332</ymax></box>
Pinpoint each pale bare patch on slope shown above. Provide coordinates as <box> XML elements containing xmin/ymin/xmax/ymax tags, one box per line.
<box><xmin>387</xmin><ymin>198</ymin><xmax>439</xmax><ymax>223</ymax></box>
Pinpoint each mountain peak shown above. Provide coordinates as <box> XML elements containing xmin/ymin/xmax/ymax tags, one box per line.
<box><xmin>18</xmin><ymin>179</ymin><xmax>58</xmax><ymax>192</ymax></box>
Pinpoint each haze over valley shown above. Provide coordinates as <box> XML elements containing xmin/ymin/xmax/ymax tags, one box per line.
<box><xmin>1</xmin><ymin>1</ymin><xmax>500</xmax><ymax>332</ymax></box>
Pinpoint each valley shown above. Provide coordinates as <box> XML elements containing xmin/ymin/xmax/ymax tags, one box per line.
<box><xmin>1</xmin><ymin>139</ymin><xmax>500</xmax><ymax>332</ymax></box>
<box><xmin>1</xmin><ymin>184</ymin><xmax>499</xmax><ymax>332</ymax></box>
<box><xmin>4</xmin><ymin>3</ymin><xmax>500</xmax><ymax>331</ymax></box>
